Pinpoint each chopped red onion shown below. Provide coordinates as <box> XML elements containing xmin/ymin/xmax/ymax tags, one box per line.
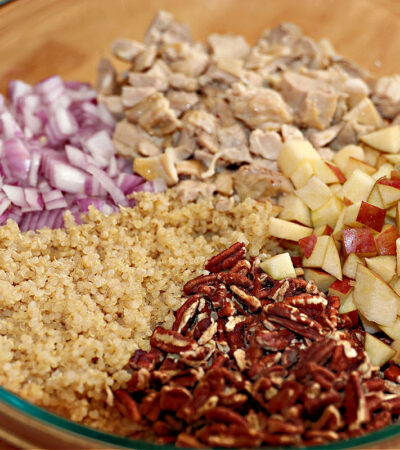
<box><xmin>0</xmin><ymin>76</ymin><xmax>166</xmax><ymax>231</ymax></box>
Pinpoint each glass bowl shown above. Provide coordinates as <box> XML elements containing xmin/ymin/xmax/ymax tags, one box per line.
<box><xmin>1</xmin><ymin>0</ymin><xmax>400</xmax><ymax>448</ymax></box>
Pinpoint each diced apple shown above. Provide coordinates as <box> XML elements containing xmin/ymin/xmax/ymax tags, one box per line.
<box><xmin>380</xmin><ymin>317</ymin><xmax>400</xmax><ymax>341</ymax></box>
<box><xmin>387</xmin><ymin>206</ymin><xmax>397</xmax><ymax>219</ymax></box>
<box><xmin>376</xmin><ymin>224</ymin><xmax>398</xmax><ymax>255</ymax></box>
<box><xmin>354</xmin><ymin>264</ymin><xmax>400</xmax><ymax>326</ymax></box>
<box><xmin>365</xmin><ymin>255</ymin><xmax>396</xmax><ymax>283</ymax></box>
<box><xmin>360</xmin><ymin>313</ymin><xmax>380</xmax><ymax>334</ymax></box>
<box><xmin>296</xmin><ymin>176</ymin><xmax>332</xmax><ymax>210</ymax></box>
<box><xmin>391</xmin><ymin>277</ymin><xmax>400</xmax><ymax>296</ymax></box>
<box><xmin>330</xmin><ymin>184</ymin><xmax>342</xmax><ymax>195</ymax></box>
<box><xmin>367</xmin><ymin>183</ymin><xmax>385</xmax><ymax>209</ymax></box>
<box><xmin>342</xmin><ymin>253</ymin><xmax>365</xmax><ymax>279</ymax></box>
<box><xmin>278</xmin><ymin>140</ymin><xmax>321</xmax><ymax>177</ymax></box>
<box><xmin>302</xmin><ymin>235</ymin><xmax>330</xmax><ymax>268</ymax></box>
<box><xmin>269</xmin><ymin>218</ymin><xmax>313</xmax><ymax>241</ymax></box>
<box><xmin>333</xmin><ymin>145</ymin><xmax>365</xmax><ymax>173</ymax></box>
<box><xmin>365</xmin><ymin>333</ymin><xmax>396</xmax><ymax>367</ymax></box>
<box><xmin>338</xmin><ymin>169</ymin><xmax>374</xmax><ymax>204</ymax></box>
<box><xmin>343</xmin><ymin>157</ymin><xmax>376</xmax><ymax>179</ymax></box>
<box><xmin>372</xmin><ymin>163</ymin><xmax>395</xmax><ymax>181</ymax></box>
<box><xmin>338</xmin><ymin>291</ymin><xmax>356</xmax><ymax>314</ymax></box>
<box><xmin>377</xmin><ymin>178</ymin><xmax>400</xmax><ymax>208</ymax></box>
<box><xmin>314</xmin><ymin>224</ymin><xmax>333</xmax><ymax>236</ymax></box>
<box><xmin>278</xmin><ymin>194</ymin><xmax>311</xmax><ymax>227</ymax></box>
<box><xmin>333</xmin><ymin>209</ymin><xmax>346</xmax><ymax>239</ymax></box>
<box><xmin>391</xmin><ymin>339</ymin><xmax>400</xmax><ymax>364</ymax></box>
<box><xmin>343</xmin><ymin>202</ymin><xmax>362</xmax><ymax>228</ymax></box>
<box><xmin>299</xmin><ymin>234</ymin><xmax>317</xmax><ymax>258</ymax></box>
<box><xmin>354</xmin><ymin>201</ymin><xmax>386</xmax><ymax>232</ymax></box>
<box><xmin>311</xmin><ymin>196</ymin><xmax>344</xmax><ymax>228</ymax></box>
<box><xmin>342</xmin><ymin>228</ymin><xmax>377</xmax><ymax>257</ymax></box>
<box><xmin>290</xmin><ymin>160</ymin><xmax>314</xmax><ymax>189</ymax></box>
<box><xmin>364</xmin><ymin>147</ymin><xmax>380</xmax><ymax>166</ymax></box>
<box><xmin>386</xmin><ymin>154</ymin><xmax>400</xmax><ymax>165</ymax></box>
<box><xmin>329</xmin><ymin>277</ymin><xmax>353</xmax><ymax>302</ymax></box>
<box><xmin>397</xmin><ymin>238</ymin><xmax>400</xmax><ymax>276</ymax></box>
<box><xmin>360</xmin><ymin>125</ymin><xmax>400</xmax><ymax>153</ymax></box>
<box><xmin>311</xmin><ymin>160</ymin><xmax>346</xmax><ymax>184</ymax></box>
<box><xmin>259</xmin><ymin>253</ymin><xmax>296</xmax><ymax>280</ymax></box>
<box><xmin>322</xmin><ymin>236</ymin><xmax>342</xmax><ymax>280</ymax></box>
<box><xmin>304</xmin><ymin>268</ymin><xmax>336</xmax><ymax>292</ymax></box>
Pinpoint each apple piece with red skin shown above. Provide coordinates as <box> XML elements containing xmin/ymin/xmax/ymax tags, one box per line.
<box><xmin>356</xmin><ymin>201</ymin><xmax>386</xmax><ymax>232</ymax></box>
<box><xmin>290</xmin><ymin>256</ymin><xmax>302</xmax><ymax>268</ymax></box>
<box><xmin>325</xmin><ymin>162</ymin><xmax>346</xmax><ymax>183</ymax></box>
<box><xmin>365</xmin><ymin>333</ymin><xmax>396</xmax><ymax>367</ymax></box>
<box><xmin>342</xmin><ymin>253</ymin><xmax>365</xmax><ymax>279</ymax></box>
<box><xmin>377</xmin><ymin>178</ymin><xmax>400</xmax><ymax>208</ymax></box>
<box><xmin>329</xmin><ymin>277</ymin><xmax>353</xmax><ymax>302</ymax></box>
<box><xmin>299</xmin><ymin>234</ymin><xmax>317</xmax><ymax>258</ymax></box>
<box><xmin>304</xmin><ymin>268</ymin><xmax>336</xmax><ymax>292</ymax></box>
<box><xmin>376</xmin><ymin>224</ymin><xmax>398</xmax><ymax>256</ymax></box>
<box><xmin>339</xmin><ymin>309</ymin><xmax>359</xmax><ymax>328</ymax></box>
<box><xmin>342</xmin><ymin>228</ymin><xmax>377</xmax><ymax>257</ymax></box>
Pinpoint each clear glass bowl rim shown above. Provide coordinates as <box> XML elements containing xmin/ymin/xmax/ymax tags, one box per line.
<box><xmin>1</xmin><ymin>385</ymin><xmax>400</xmax><ymax>449</ymax></box>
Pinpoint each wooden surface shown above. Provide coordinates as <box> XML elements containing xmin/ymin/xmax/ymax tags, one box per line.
<box><xmin>1</xmin><ymin>0</ymin><xmax>400</xmax><ymax>449</ymax></box>
<box><xmin>1</xmin><ymin>0</ymin><xmax>400</xmax><ymax>95</ymax></box>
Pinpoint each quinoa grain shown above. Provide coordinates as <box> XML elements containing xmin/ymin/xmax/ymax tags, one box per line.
<box><xmin>0</xmin><ymin>190</ymin><xmax>276</xmax><ymax>433</ymax></box>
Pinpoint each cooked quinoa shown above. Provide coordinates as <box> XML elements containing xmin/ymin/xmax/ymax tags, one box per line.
<box><xmin>0</xmin><ymin>190</ymin><xmax>277</xmax><ymax>433</ymax></box>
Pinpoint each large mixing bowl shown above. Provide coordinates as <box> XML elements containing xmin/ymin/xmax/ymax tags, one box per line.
<box><xmin>1</xmin><ymin>0</ymin><xmax>400</xmax><ymax>448</ymax></box>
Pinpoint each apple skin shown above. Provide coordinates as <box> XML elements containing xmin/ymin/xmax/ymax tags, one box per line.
<box><xmin>323</xmin><ymin>225</ymin><xmax>333</xmax><ymax>236</ymax></box>
<box><xmin>329</xmin><ymin>277</ymin><xmax>353</xmax><ymax>295</ymax></box>
<box><xmin>342</xmin><ymin>228</ymin><xmax>377</xmax><ymax>256</ymax></box>
<box><xmin>325</xmin><ymin>162</ymin><xmax>346</xmax><ymax>183</ymax></box>
<box><xmin>376</xmin><ymin>225</ymin><xmax>399</xmax><ymax>256</ymax></box>
<box><xmin>299</xmin><ymin>234</ymin><xmax>317</xmax><ymax>258</ymax></box>
<box><xmin>339</xmin><ymin>310</ymin><xmax>359</xmax><ymax>328</ymax></box>
<box><xmin>356</xmin><ymin>201</ymin><xmax>386</xmax><ymax>232</ymax></box>
<box><xmin>291</xmin><ymin>256</ymin><xmax>302</xmax><ymax>267</ymax></box>
<box><xmin>378</xmin><ymin>178</ymin><xmax>400</xmax><ymax>189</ymax></box>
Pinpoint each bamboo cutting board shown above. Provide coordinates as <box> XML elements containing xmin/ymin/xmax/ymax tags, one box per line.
<box><xmin>1</xmin><ymin>0</ymin><xmax>400</xmax><ymax>449</ymax></box>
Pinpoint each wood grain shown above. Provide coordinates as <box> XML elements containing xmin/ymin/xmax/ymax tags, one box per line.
<box><xmin>1</xmin><ymin>0</ymin><xmax>400</xmax><ymax>95</ymax></box>
<box><xmin>1</xmin><ymin>0</ymin><xmax>400</xmax><ymax>449</ymax></box>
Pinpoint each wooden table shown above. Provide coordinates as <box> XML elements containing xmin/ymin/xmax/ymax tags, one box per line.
<box><xmin>1</xmin><ymin>0</ymin><xmax>400</xmax><ymax>448</ymax></box>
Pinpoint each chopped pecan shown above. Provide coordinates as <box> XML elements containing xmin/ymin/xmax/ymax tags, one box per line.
<box><xmin>172</xmin><ymin>294</ymin><xmax>200</xmax><ymax>334</ymax></box>
<box><xmin>183</xmin><ymin>274</ymin><xmax>218</xmax><ymax>295</ymax></box>
<box><xmin>384</xmin><ymin>365</ymin><xmax>400</xmax><ymax>383</ymax></box>
<box><xmin>205</xmin><ymin>242</ymin><xmax>246</xmax><ymax>272</ymax></box>
<box><xmin>230</xmin><ymin>285</ymin><xmax>261</xmax><ymax>312</ymax></box>
<box><xmin>150</xmin><ymin>327</ymin><xmax>197</xmax><ymax>353</ymax></box>
<box><xmin>344</xmin><ymin>371</ymin><xmax>370</xmax><ymax>430</ymax></box>
<box><xmin>114</xmin><ymin>390</ymin><xmax>142</xmax><ymax>423</ymax></box>
<box><xmin>160</xmin><ymin>385</ymin><xmax>192</xmax><ymax>411</ymax></box>
<box><xmin>255</xmin><ymin>329</ymin><xmax>294</xmax><ymax>351</ymax></box>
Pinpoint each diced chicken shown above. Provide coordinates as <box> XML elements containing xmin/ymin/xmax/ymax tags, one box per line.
<box><xmin>177</xmin><ymin>127</ymin><xmax>197</xmax><ymax>153</ymax></box>
<box><xmin>249</xmin><ymin>130</ymin><xmax>282</xmax><ymax>160</ymax></box>
<box><xmin>197</xmin><ymin>132</ymin><xmax>219</xmax><ymax>154</ymax></box>
<box><xmin>132</xmin><ymin>45</ymin><xmax>157</xmax><ymax>72</ymax></box>
<box><xmin>169</xmin><ymin>73</ymin><xmax>199</xmax><ymax>91</ymax></box>
<box><xmin>251</xmin><ymin>158</ymin><xmax>279</xmax><ymax>172</ymax></box>
<box><xmin>280</xmin><ymin>124</ymin><xmax>304</xmax><ymax>142</ymax></box>
<box><xmin>307</xmin><ymin>123</ymin><xmax>344</xmax><ymax>148</ymax></box>
<box><xmin>167</xmin><ymin>145</ymin><xmax>194</xmax><ymax>161</ymax></box>
<box><xmin>183</xmin><ymin>110</ymin><xmax>217</xmax><ymax>135</ymax></box>
<box><xmin>176</xmin><ymin>180</ymin><xmax>216</xmax><ymax>203</ymax></box>
<box><xmin>144</xmin><ymin>10</ymin><xmax>192</xmax><ymax>46</ymax></box>
<box><xmin>199</xmin><ymin>63</ymin><xmax>241</xmax><ymax>87</ymax></box>
<box><xmin>125</xmin><ymin>92</ymin><xmax>180</xmax><ymax>137</ymax></box>
<box><xmin>264</xmin><ymin>22</ymin><xmax>303</xmax><ymax>47</ymax></box>
<box><xmin>217</xmin><ymin>124</ymin><xmax>247</xmax><ymax>149</ymax></box>
<box><xmin>202</xmin><ymin>94</ymin><xmax>235</xmax><ymax>127</ymax></box>
<box><xmin>343</xmin><ymin>98</ymin><xmax>382</xmax><ymax>126</ymax></box>
<box><xmin>344</xmin><ymin>78</ymin><xmax>370</xmax><ymax>109</ymax></box>
<box><xmin>98</xmin><ymin>95</ymin><xmax>124</xmax><ymax>119</ymax></box>
<box><xmin>215</xmin><ymin>171</ymin><xmax>234</xmax><ymax>195</ymax></box>
<box><xmin>208</xmin><ymin>34</ymin><xmax>250</xmax><ymax>60</ymax></box>
<box><xmin>194</xmin><ymin>149</ymin><xmax>214</xmax><ymax>168</ymax></box>
<box><xmin>113</xmin><ymin>120</ymin><xmax>161</xmax><ymax>158</ymax></box>
<box><xmin>220</xmin><ymin>147</ymin><xmax>252</xmax><ymax>165</ymax></box>
<box><xmin>175</xmin><ymin>159</ymin><xmax>204</xmax><ymax>177</ymax></box>
<box><xmin>167</xmin><ymin>91</ymin><xmax>199</xmax><ymax>115</ymax></box>
<box><xmin>121</xmin><ymin>86</ymin><xmax>156</xmax><ymax>108</ymax></box>
<box><xmin>133</xmin><ymin>150</ymin><xmax>178</xmax><ymax>186</ymax></box>
<box><xmin>280</xmin><ymin>71</ymin><xmax>338</xmax><ymax>130</ymax></box>
<box><xmin>330</xmin><ymin>122</ymin><xmax>359</xmax><ymax>150</ymax></box>
<box><xmin>233</xmin><ymin>164</ymin><xmax>293</xmax><ymax>200</ymax></box>
<box><xmin>228</xmin><ymin>83</ymin><xmax>293</xmax><ymax>128</ymax></box>
<box><xmin>128</xmin><ymin>68</ymin><xmax>169</xmax><ymax>92</ymax></box>
<box><xmin>372</xmin><ymin>75</ymin><xmax>400</xmax><ymax>119</ymax></box>
<box><xmin>160</xmin><ymin>42</ymin><xmax>209</xmax><ymax>77</ymax></box>
<box><xmin>110</xmin><ymin>39</ymin><xmax>145</xmax><ymax>62</ymax></box>
<box><xmin>95</xmin><ymin>58</ymin><xmax>117</xmax><ymax>96</ymax></box>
